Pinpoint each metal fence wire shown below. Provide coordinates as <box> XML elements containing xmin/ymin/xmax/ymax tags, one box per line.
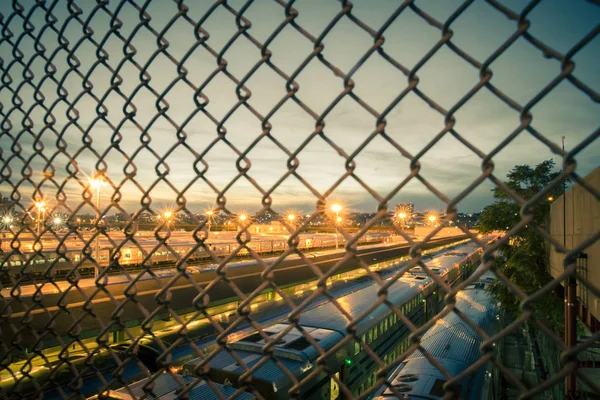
<box><xmin>0</xmin><ymin>0</ymin><xmax>599</xmax><ymax>399</ymax></box>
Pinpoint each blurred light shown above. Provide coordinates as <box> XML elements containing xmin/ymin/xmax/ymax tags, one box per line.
<box><xmin>331</xmin><ymin>204</ymin><xmax>342</xmax><ymax>213</ymax></box>
<box><xmin>288</xmin><ymin>214</ymin><xmax>295</xmax><ymax>221</ymax></box>
<box><xmin>547</xmin><ymin>196</ymin><xmax>554</xmax><ymax>201</ymax></box>
<box><xmin>337</xmin><ymin>216</ymin><xmax>342</xmax><ymax>223</ymax></box>
<box><xmin>53</xmin><ymin>217</ymin><xmax>62</xmax><ymax>225</ymax></box>
<box><xmin>35</xmin><ymin>201</ymin><xmax>45</xmax><ymax>209</ymax></box>
<box><xmin>239</xmin><ymin>214</ymin><xmax>247</xmax><ymax>222</ymax></box>
<box><xmin>398</xmin><ymin>212</ymin><xmax>407</xmax><ymax>219</ymax></box>
<box><xmin>164</xmin><ymin>211</ymin><xmax>173</xmax><ymax>219</ymax></box>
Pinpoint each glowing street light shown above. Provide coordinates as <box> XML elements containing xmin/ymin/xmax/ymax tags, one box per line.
<box><xmin>287</xmin><ymin>214</ymin><xmax>296</xmax><ymax>222</ymax></box>
<box><xmin>331</xmin><ymin>204</ymin><xmax>343</xmax><ymax>250</ymax></box>
<box><xmin>396</xmin><ymin>211</ymin><xmax>407</xmax><ymax>229</ymax></box>
<box><xmin>428</xmin><ymin>215</ymin><xmax>437</xmax><ymax>227</ymax></box>
<box><xmin>53</xmin><ymin>217</ymin><xmax>62</xmax><ymax>225</ymax></box>
<box><xmin>206</xmin><ymin>209</ymin><xmax>214</xmax><ymax>233</ymax></box>
<box><xmin>90</xmin><ymin>175</ymin><xmax>108</xmax><ymax>278</ymax></box>
<box><xmin>239</xmin><ymin>214</ymin><xmax>247</xmax><ymax>222</ymax></box>
<box><xmin>548</xmin><ymin>196</ymin><xmax>554</xmax><ymax>201</ymax></box>
<box><xmin>35</xmin><ymin>201</ymin><xmax>46</xmax><ymax>235</ymax></box>
<box><xmin>1</xmin><ymin>215</ymin><xmax>13</xmax><ymax>231</ymax></box>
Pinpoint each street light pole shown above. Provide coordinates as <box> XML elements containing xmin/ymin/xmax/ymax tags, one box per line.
<box><xmin>287</xmin><ymin>214</ymin><xmax>295</xmax><ymax>234</ymax></box>
<box><xmin>336</xmin><ymin>216</ymin><xmax>342</xmax><ymax>249</ymax></box>
<box><xmin>331</xmin><ymin>204</ymin><xmax>342</xmax><ymax>250</ymax></box>
<box><xmin>398</xmin><ymin>212</ymin><xmax>406</xmax><ymax>230</ymax></box>
<box><xmin>90</xmin><ymin>176</ymin><xmax>106</xmax><ymax>279</ymax></box>
<box><xmin>206</xmin><ymin>210</ymin><xmax>213</xmax><ymax>233</ymax></box>
<box><xmin>428</xmin><ymin>215</ymin><xmax>437</xmax><ymax>227</ymax></box>
<box><xmin>563</xmin><ymin>136</ymin><xmax>578</xmax><ymax>398</ymax></box>
<box><xmin>35</xmin><ymin>201</ymin><xmax>46</xmax><ymax>236</ymax></box>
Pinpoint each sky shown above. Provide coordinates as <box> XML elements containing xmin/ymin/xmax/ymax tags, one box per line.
<box><xmin>0</xmin><ymin>0</ymin><xmax>599</xmax><ymax>219</ymax></box>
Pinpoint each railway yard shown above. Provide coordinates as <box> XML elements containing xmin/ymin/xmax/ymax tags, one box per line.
<box><xmin>0</xmin><ymin>235</ymin><xmax>496</xmax><ymax>399</ymax></box>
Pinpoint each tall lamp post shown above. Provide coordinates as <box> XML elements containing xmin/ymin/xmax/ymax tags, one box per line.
<box><xmin>562</xmin><ymin>136</ymin><xmax>577</xmax><ymax>398</ymax></box>
<box><xmin>163</xmin><ymin>211</ymin><xmax>173</xmax><ymax>230</ymax></box>
<box><xmin>35</xmin><ymin>201</ymin><xmax>46</xmax><ymax>236</ymax></box>
<box><xmin>428</xmin><ymin>215</ymin><xmax>437</xmax><ymax>227</ymax></box>
<box><xmin>239</xmin><ymin>214</ymin><xmax>248</xmax><ymax>231</ymax></box>
<box><xmin>163</xmin><ymin>210</ymin><xmax>173</xmax><ymax>262</ymax></box>
<box><xmin>90</xmin><ymin>176</ymin><xmax>107</xmax><ymax>278</ymax></box>
<box><xmin>206</xmin><ymin>210</ymin><xmax>214</xmax><ymax>233</ymax></box>
<box><xmin>331</xmin><ymin>204</ymin><xmax>342</xmax><ymax>249</ymax></box>
<box><xmin>398</xmin><ymin>212</ymin><xmax>407</xmax><ymax>229</ymax></box>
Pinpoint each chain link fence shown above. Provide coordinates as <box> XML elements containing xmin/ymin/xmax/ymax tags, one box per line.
<box><xmin>1</xmin><ymin>0</ymin><xmax>599</xmax><ymax>399</ymax></box>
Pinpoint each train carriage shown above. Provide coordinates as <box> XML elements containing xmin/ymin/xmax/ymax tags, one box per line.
<box><xmin>373</xmin><ymin>272</ymin><xmax>498</xmax><ymax>399</ymax></box>
<box><xmin>180</xmin><ymin>243</ymin><xmax>486</xmax><ymax>399</ymax></box>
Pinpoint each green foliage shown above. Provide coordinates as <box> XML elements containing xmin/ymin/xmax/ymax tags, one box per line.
<box><xmin>478</xmin><ymin>160</ymin><xmax>565</xmax><ymax>333</ymax></box>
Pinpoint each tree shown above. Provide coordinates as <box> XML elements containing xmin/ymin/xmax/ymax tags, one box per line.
<box><xmin>478</xmin><ymin>160</ymin><xmax>565</xmax><ymax>333</ymax></box>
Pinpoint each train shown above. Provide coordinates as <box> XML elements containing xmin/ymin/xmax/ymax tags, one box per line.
<box><xmin>3</xmin><ymin>239</ymin><xmax>488</xmax><ymax>398</ymax></box>
<box><xmin>177</xmin><ymin>242</ymin><xmax>487</xmax><ymax>399</ymax></box>
<box><xmin>0</xmin><ymin>233</ymin><xmax>398</xmax><ymax>279</ymax></box>
<box><xmin>373</xmin><ymin>271</ymin><xmax>498</xmax><ymax>399</ymax></box>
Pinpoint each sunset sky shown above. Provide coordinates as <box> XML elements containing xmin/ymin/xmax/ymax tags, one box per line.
<box><xmin>0</xmin><ymin>0</ymin><xmax>598</xmax><ymax>217</ymax></box>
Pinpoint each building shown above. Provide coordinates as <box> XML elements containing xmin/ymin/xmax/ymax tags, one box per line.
<box><xmin>549</xmin><ymin>167</ymin><xmax>600</xmax><ymax>332</ymax></box>
<box><xmin>0</xmin><ymin>193</ymin><xmax>15</xmax><ymax>215</ymax></box>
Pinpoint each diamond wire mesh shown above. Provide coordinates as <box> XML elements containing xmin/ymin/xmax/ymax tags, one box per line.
<box><xmin>0</xmin><ymin>0</ymin><xmax>598</xmax><ymax>399</ymax></box>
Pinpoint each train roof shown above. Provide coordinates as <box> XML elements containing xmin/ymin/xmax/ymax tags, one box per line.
<box><xmin>298</xmin><ymin>277</ymin><xmax>423</xmax><ymax>335</ymax></box>
<box><xmin>106</xmin><ymin>372</ymin><xmax>254</xmax><ymax>399</ymax></box>
<box><xmin>184</xmin><ymin>324</ymin><xmax>342</xmax><ymax>389</ymax></box>
<box><xmin>377</xmin><ymin>276</ymin><xmax>497</xmax><ymax>399</ymax></box>
<box><xmin>297</xmin><ymin>243</ymin><xmax>482</xmax><ymax>335</ymax></box>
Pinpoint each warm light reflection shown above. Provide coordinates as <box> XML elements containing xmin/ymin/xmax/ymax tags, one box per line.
<box><xmin>89</xmin><ymin>176</ymin><xmax>108</xmax><ymax>189</ymax></box>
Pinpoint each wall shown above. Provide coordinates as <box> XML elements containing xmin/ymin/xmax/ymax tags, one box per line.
<box><xmin>549</xmin><ymin>167</ymin><xmax>600</xmax><ymax>331</ymax></box>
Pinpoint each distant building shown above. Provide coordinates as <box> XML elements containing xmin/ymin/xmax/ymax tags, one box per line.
<box><xmin>455</xmin><ymin>212</ymin><xmax>480</xmax><ymax>228</ymax></box>
<box><xmin>244</xmin><ymin>221</ymin><xmax>290</xmax><ymax>234</ymax></box>
<box><xmin>0</xmin><ymin>194</ymin><xmax>15</xmax><ymax>214</ymax></box>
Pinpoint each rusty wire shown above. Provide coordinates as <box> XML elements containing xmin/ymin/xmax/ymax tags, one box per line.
<box><xmin>0</xmin><ymin>0</ymin><xmax>599</xmax><ymax>399</ymax></box>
